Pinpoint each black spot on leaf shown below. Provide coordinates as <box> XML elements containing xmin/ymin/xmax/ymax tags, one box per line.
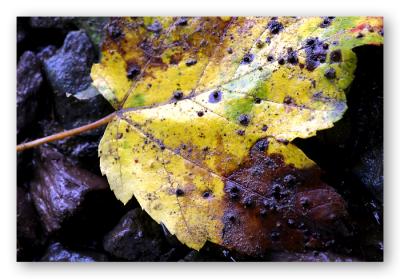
<box><xmin>303</xmin><ymin>37</ymin><xmax>329</xmax><ymax>71</ymax></box>
<box><xmin>241</xmin><ymin>53</ymin><xmax>254</xmax><ymax>64</ymax></box>
<box><xmin>267</xmin><ymin>20</ymin><xmax>284</xmax><ymax>34</ymax></box>
<box><xmin>255</xmin><ymin>139</ymin><xmax>269</xmax><ymax>152</ymax></box>
<box><xmin>287</xmin><ymin>47</ymin><xmax>298</xmax><ymax>65</ymax></box>
<box><xmin>173</xmin><ymin>90</ymin><xmax>183</xmax><ymax>100</ymax></box>
<box><xmin>330</xmin><ymin>49</ymin><xmax>342</xmax><ymax>63</ymax></box>
<box><xmin>176</xmin><ymin>17</ymin><xmax>188</xmax><ymax>26</ymax></box>
<box><xmin>324</xmin><ymin>68</ymin><xmax>336</xmax><ymax>79</ymax></box>
<box><xmin>208</xmin><ymin>90</ymin><xmax>222</xmax><ymax>103</ymax></box>
<box><xmin>238</xmin><ymin>114</ymin><xmax>250</xmax><ymax>126</ymax></box>
<box><xmin>320</xmin><ymin>17</ymin><xmax>334</xmax><ymax>28</ymax></box>
<box><xmin>126</xmin><ymin>64</ymin><xmax>141</xmax><ymax>79</ymax></box>
<box><xmin>176</xmin><ymin>188</ymin><xmax>184</xmax><ymax>196</ymax></box>
<box><xmin>185</xmin><ymin>58</ymin><xmax>197</xmax><ymax>66</ymax></box>
<box><xmin>146</xmin><ymin>20</ymin><xmax>162</xmax><ymax>33</ymax></box>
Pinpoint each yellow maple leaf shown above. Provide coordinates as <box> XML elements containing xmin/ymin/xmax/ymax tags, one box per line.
<box><xmin>92</xmin><ymin>16</ymin><xmax>383</xmax><ymax>255</ymax></box>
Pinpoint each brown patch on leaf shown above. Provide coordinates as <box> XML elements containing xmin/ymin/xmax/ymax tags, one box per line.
<box><xmin>221</xmin><ymin>139</ymin><xmax>348</xmax><ymax>256</ymax></box>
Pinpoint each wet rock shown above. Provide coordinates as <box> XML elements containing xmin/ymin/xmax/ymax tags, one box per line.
<box><xmin>30</xmin><ymin>146</ymin><xmax>108</xmax><ymax>233</ymax></box>
<box><xmin>353</xmin><ymin>147</ymin><xmax>383</xmax><ymax>202</ymax></box>
<box><xmin>36</xmin><ymin>45</ymin><xmax>57</xmax><ymax>63</ymax></box>
<box><xmin>73</xmin><ymin>17</ymin><xmax>109</xmax><ymax>53</ymax></box>
<box><xmin>159</xmin><ymin>248</ymin><xmax>180</xmax><ymax>261</ymax></box>
<box><xmin>266</xmin><ymin>251</ymin><xmax>358</xmax><ymax>262</ymax></box>
<box><xmin>39</xmin><ymin>119</ymin><xmax>104</xmax><ymax>170</ymax></box>
<box><xmin>43</xmin><ymin>30</ymin><xmax>113</xmax><ymax>129</ymax></box>
<box><xmin>44</xmin><ymin>30</ymin><xmax>94</xmax><ymax>95</ymax></box>
<box><xmin>41</xmin><ymin>242</ymin><xmax>107</xmax><ymax>262</ymax></box>
<box><xmin>17</xmin><ymin>187</ymin><xmax>45</xmax><ymax>261</ymax></box>
<box><xmin>30</xmin><ymin>17</ymin><xmax>74</xmax><ymax>29</ymax></box>
<box><xmin>348</xmin><ymin>46</ymin><xmax>383</xmax><ymax>202</ymax></box>
<box><xmin>180</xmin><ymin>243</ymin><xmax>248</xmax><ymax>262</ymax></box>
<box><xmin>17</xmin><ymin>18</ymin><xmax>28</xmax><ymax>44</ymax></box>
<box><xmin>103</xmin><ymin>209</ymin><xmax>164</xmax><ymax>261</ymax></box>
<box><xmin>17</xmin><ymin>51</ymin><xmax>43</xmax><ymax>134</ymax></box>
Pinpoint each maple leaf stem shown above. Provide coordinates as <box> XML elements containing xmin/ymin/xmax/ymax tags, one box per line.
<box><xmin>16</xmin><ymin>112</ymin><xmax>117</xmax><ymax>152</ymax></box>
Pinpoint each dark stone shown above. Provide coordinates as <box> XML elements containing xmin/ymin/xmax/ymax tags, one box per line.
<box><xmin>44</xmin><ymin>30</ymin><xmax>94</xmax><ymax>95</ymax></box>
<box><xmin>73</xmin><ymin>17</ymin><xmax>109</xmax><ymax>53</ymax></box>
<box><xmin>30</xmin><ymin>146</ymin><xmax>108</xmax><ymax>233</ymax></box>
<box><xmin>17</xmin><ymin>51</ymin><xmax>43</xmax><ymax>135</ymax></box>
<box><xmin>266</xmin><ymin>251</ymin><xmax>357</xmax><ymax>262</ymax></box>
<box><xmin>103</xmin><ymin>209</ymin><xmax>164</xmax><ymax>261</ymax></box>
<box><xmin>17</xmin><ymin>187</ymin><xmax>45</xmax><ymax>261</ymax></box>
<box><xmin>30</xmin><ymin>17</ymin><xmax>74</xmax><ymax>29</ymax></box>
<box><xmin>41</xmin><ymin>242</ymin><xmax>107</xmax><ymax>262</ymax></box>
<box><xmin>180</xmin><ymin>243</ymin><xmax>239</xmax><ymax>262</ymax></box>
<box><xmin>43</xmin><ymin>30</ymin><xmax>114</xmax><ymax>129</ymax></box>
<box><xmin>17</xmin><ymin>20</ymin><xmax>27</xmax><ymax>44</ymax></box>
<box><xmin>353</xmin><ymin>147</ymin><xmax>383</xmax><ymax>202</ymax></box>
<box><xmin>39</xmin><ymin>119</ymin><xmax>104</xmax><ymax>169</ymax></box>
<box><xmin>36</xmin><ymin>45</ymin><xmax>57</xmax><ymax>63</ymax></box>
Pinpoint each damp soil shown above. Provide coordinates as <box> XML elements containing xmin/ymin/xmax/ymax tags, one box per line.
<box><xmin>16</xmin><ymin>17</ymin><xmax>383</xmax><ymax>262</ymax></box>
